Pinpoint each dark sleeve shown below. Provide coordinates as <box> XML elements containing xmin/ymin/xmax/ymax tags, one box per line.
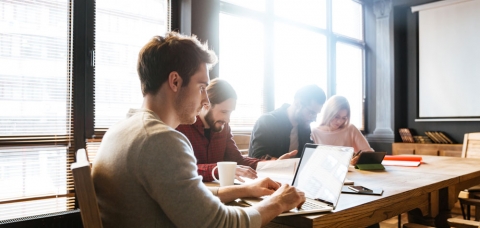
<box><xmin>249</xmin><ymin>115</ymin><xmax>275</xmax><ymax>159</ymax></box>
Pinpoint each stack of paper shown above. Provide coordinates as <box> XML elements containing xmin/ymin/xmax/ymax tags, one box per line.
<box><xmin>255</xmin><ymin>158</ymin><xmax>300</xmax><ymax>184</ymax></box>
<box><xmin>382</xmin><ymin>155</ymin><xmax>422</xmax><ymax>167</ymax></box>
<box><xmin>237</xmin><ymin>158</ymin><xmax>300</xmax><ymax>185</ymax></box>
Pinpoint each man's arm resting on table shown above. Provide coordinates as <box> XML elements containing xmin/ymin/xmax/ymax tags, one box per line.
<box><xmin>210</xmin><ymin>178</ymin><xmax>277</xmax><ymax>203</ymax></box>
<box><xmin>210</xmin><ymin>178</ymin><xmax>306</xmax><ymax>227</ymax></box>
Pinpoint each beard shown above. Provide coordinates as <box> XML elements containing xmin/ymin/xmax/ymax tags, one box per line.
<box><xmin>174</xmin><ymin>88</ymin><xmax>199</xmax><ymax>125</ymax></box>
<box><xmin>204</xmin><ymin>110</ymin><xmax>226</xmax><ymax>132</ymax></box>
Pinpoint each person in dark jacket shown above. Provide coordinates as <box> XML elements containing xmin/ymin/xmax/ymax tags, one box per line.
<box><xmin>249</xmin><ymin>85</ymin><xmax>326</xmax><ymax>159</ymax></box>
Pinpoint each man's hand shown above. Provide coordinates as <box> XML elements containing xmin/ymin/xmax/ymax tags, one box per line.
<box><xmin>244</xmin><ymin>178</ymin><xmax>281</xmax><ymax>198</ymax></box>
<box><xmin>235</xmin><ymin>165</ymin><xmax>257</xmax><ymax>182</ymax></box>
<box><xmin>215</xmin><ymin>177</ymin><xmax>275</xmax><ymax>203</ymax></box>
<box><xmin>264</xmin><ymin>183</ymin><xmax>305</xmax><ymax>212</ymax></box>
<box><xmin>278</xmin><ymin>150</ymin><xmax>298</xmax><ymax>160</ymax></box>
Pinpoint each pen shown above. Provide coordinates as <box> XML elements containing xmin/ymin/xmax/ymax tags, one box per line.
<box><xmin>352</xmin><ymin>150</ymin><xmax>362</xmax><ymax>158</ymax></box>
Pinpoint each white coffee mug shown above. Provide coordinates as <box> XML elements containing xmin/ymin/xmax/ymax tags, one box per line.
<box><xmin>211</xmin><ymin>161</ymin><xmax>237</xmax><ymax>187</ymax></box>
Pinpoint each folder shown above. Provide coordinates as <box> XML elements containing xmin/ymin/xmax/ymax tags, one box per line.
<box><xmin>354</xmin><ymin>152</ymin><xmax>387</xmax><ymax>170</ymax></box>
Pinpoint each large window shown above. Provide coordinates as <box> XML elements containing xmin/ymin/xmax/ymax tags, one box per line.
<box><xmin>0</xmin><ymin>0</ymin><xmax>169</xmax><ymax>221</ymax></box>
<box><xmin>219</xmin><ymin>0</ymin><xmax>365</xmax><ymax>129</ymax></box>
<box><xmin>94</xmin><ymin>0</ymin><xmax>168</xmax><ymax>129</ymax></box>
<box><xmin>88</xmin><ymin>0</ymin><xmax>168</xmax><ymax>161</ymax></box>
<box><xmin>0</xmin><ymin>0</ymin><xmax>74</xmax><ymax>220</ymax></box>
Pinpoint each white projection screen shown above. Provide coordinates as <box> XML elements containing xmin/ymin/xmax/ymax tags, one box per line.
<box><xmin>413</xmin><ymin>0</ymin><xmax>480</xmax><ymax>118</ymax></box>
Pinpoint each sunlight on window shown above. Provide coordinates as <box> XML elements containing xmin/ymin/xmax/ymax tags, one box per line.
<box><xmin>0</xmin><ymin>0</ymin><xmax>70</xmax><ymax>136</ymax></box>
<box><xmin>0</xmin><ymin>147</ymin><xmax>67</xmax><ymax>200</ymax></box>
<box><xmin>274</xmin><ymin>23</ymin><xmax>327</xmax><ymax>109</ymax></box>
<box><xmin>94</xmin><ymin>0</ymin><xmax>167</xmax><ymax>128</ymax></box>
<box><xmin>333</xmin><ymin>0</ymin><xmax>363</xmax><ymax>40</ymax></box>
<box><xmin>274</xmin><ymin>0</ymin><xmax>326</xmax><ymax>29</ymax></box>
<box><xmin>336</xmin><ymin>43</ymin><xmax>363</xmax><ymax>129</ymax></box>
<box><xmin>219</xmin><ymin>13</ymin><xmax>264</xmax><ymax>128</ymax></box>
<box><xmin>221</xmin><ymin>0</ymin><xmax>266</xmax><ymax>11</ymax></box>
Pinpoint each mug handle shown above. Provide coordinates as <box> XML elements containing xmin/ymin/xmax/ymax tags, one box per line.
<box><xmin>211</xmin><ymin>166</ymin><xmax>219</xmax><ymax>182</ymax></box>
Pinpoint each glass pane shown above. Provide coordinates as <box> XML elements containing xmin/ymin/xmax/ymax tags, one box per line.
<box><xmin>0</xmin><ymin>0</ymin><xmax>70</xmax><ymax>136</ymax></box>
<box><xmin>94</xmin><ymin>0</ymin><xmax>167</xmax><ymax>128</ymax></box>
<box><xmin>274</xmin><ymin>0</ymin><xmax>326</xmax><ymax>29</ymax></box>
<box><xmin>336</xmin><ymin>42</ymin><xmax>363</xmax><ymax>129</ymax></box>
<box><xmin>333</xmin><ymin>0</ymin><xmax>363</xmax><ymax>40</ymax></box>
<box><xmin>274</xmin><ymin>23</ymin><xmax>327</xmax><ymax>111</ymax></box>
<box><xmin>0</xmin><ymin>147</ymin><xmax>68</xmax><ymax>201</ymax></box>
<box><xmin>221</xmin><ymin>0</ymin><xmax>266</xmax><ymax>12</ymax></box>
<box><xmin>0</xmin><ymin>197</ymin><xmax>73</xmax><ymax>220</ymax></box>
<box><xmin>219</xmin><ymin>13</ymin><xmax>264</xmax><ymax>128</ymax></box>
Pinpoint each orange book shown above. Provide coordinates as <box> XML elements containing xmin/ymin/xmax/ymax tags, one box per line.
<box><xmin>382</xmin><ymin>155</ymin><xmax>422</xmax><ymax>167</ymax></box>
<box><xmin>383</xmin><ymin>155</ymin><xmax>422</xmax><ymax>162</ymax></box>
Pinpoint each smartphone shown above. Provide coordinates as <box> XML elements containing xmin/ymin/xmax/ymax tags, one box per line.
<box><xmin>348</xmin><ymin>185</ymin><xmax>373</xmax><ymax>193</ymax></box>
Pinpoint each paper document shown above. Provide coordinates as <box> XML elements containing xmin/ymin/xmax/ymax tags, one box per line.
<box><xmin>256</xmin><ymin>158</ymin><xmax>300</xmax><ymax>184</ymax></box>
<box><xmin>237</xmin><ymin>158</ymin><xmax>300</xmax><ymax>185</ymax></box>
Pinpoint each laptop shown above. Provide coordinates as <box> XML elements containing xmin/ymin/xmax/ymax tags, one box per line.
<box><xmin>242</xmin><ymin>143</ymin><xmax>354</xmax><ymax>216</ymax></box>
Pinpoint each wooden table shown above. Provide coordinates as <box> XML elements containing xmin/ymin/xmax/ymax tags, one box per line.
<box><xmin>269</xmin><ymin>156</ymin><xmax>480</xmax><ymax>228</ymax></box>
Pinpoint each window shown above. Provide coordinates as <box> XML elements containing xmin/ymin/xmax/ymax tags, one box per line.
<box><xmin>218</xmin><ymin>13</ymin><xmax>265</xmax><ymax>128</ymax></box>
<box><xmin>219</xmin><ymin>0</ymin><xmax>365</xmax><ymax>129</ymax></box>
<box><xmin>0</xmin><ymin>0</ymin><xmax>74</xmax><ymax>220</ymax></box>
<box><xmin>86</xmin><ymin>0</ymin><xmax>169</xmax><ymax>162</ymax></box>
<box><xmin>94</xmin><ymin>0</ymin><xmax>169</xmax><ymax>129</ymax></box>
<box><xmin>0</xmin><ymin>0</ymin><xmax>170</xmax><ymax>221</ymax></box>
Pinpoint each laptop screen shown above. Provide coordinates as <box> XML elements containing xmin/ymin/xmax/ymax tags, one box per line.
<box><xmin>292</xmin><ymin>144</ymin><xmax>353</xmax><ymax>208</ymax></box>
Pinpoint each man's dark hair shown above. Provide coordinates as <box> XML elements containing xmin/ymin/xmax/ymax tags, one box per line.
<box><xmin>294</xmin><ymin>85</ymin><xmax>326</xmax><ymax>106</ymax></box>
<box><xmin>137</xmin><ymin>32</ymin><xmax>218</xmax><ymax>96</ymax></box>
<box><xmin>206</xmin><ymin>79</ymin><xmax>237</xmax><ymax>106</ymax></box>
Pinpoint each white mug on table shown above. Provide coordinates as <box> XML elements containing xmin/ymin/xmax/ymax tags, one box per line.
<box><xmin>212</xmin><ymin>161</ymin><xmax>237</xmax><ymax>187</ymax></box>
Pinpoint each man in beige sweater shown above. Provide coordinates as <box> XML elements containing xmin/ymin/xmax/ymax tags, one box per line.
<box><xmin>92</xmin><ymin>32</ymin><xmax>305</xmax><ymax>228</ymax></box>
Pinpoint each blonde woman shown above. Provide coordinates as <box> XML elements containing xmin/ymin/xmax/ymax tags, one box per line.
<box><xmin>311</xmin><ymin>95</ymin><xmax>373</xmax><ymax>164</ymax></box>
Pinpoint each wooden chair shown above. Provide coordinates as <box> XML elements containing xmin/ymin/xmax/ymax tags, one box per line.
<box><xmin>458</xmin><ymin>133</ymin><xmax>480</xmax><ymax>220</ymax></box>
<box><xmin>461</xmin><ymin>132</ymin><xmax>480</xmax><ymax>159</ymax></box>
<box><xmin>71</xmin><ymin>149</ymin><xmax>103</xmax><ymax>228</ymax></box>
<box><xmin>448</xmin><ymin>217</ymin><xmax>480</xmax><ymax>228</ymax></box>
<box><xmin>404</xmin><ymin>133</ymin><xmax>480</xmax><ymax>228</ymax></box>
<box><xmin>233</xmin><ymin>134</ymin><xmax>251</xmax><ymax>156</ymax></box>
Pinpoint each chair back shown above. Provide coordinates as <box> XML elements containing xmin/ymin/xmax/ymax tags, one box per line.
<box><xmin>462</xmin><ymin>133</ymin><xmax>480</xmax><ymax>158</ymax></box>
<box><xmin>233</xmin><ymin>134</ymin><xmax>251</xmax><ymax>155</ymax></box>
<box><xmin>71</xmin><ymin>149</ymin><xmax>103</xmax><ymax>228</ymax></box>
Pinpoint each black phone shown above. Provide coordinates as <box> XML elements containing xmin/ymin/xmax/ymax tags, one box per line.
<box><xmin>348</xmin><ymin>185</ymin><xmax>373</xmax><ymax>193</ymax></box>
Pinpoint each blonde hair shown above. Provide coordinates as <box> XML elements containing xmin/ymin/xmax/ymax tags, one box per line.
<box><xmin>318</xmin><ymin>95</ymin><xmax>350</xmax><ymax>128</ymax></box>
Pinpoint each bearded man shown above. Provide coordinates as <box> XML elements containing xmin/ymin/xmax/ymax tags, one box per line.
<box><xmin>177</xmin><ymin>79</ymin><xmax>297</xmax><ymax>182</ymax></box>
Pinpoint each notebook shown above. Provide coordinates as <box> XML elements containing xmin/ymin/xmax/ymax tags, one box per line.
<box><xmin>242</xmin><ymin>143</ymin><xmax>354</xmax><ymax>216</ymax></box>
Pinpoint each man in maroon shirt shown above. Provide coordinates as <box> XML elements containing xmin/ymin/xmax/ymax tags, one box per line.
<box><xmin>177</xmin><ymin>79</ymin><xmax>296</xmax><ymax>182</ymax></box>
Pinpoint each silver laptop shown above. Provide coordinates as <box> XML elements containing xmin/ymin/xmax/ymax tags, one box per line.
<box><xmin>242</xmin><ymin>143</ymin><xmax>353</xmax><ymax>216</ymax></box>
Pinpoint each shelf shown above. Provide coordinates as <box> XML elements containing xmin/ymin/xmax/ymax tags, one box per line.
<box><xmin>392</xmin><ymin>143</ymin><xmax>463</xmax><ymax>157</ymax></box>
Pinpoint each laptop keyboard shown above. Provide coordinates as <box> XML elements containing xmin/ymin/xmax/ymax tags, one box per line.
<box><xmin>301</xmin><ymin>199</ymin><xmax>327</xmax><ymax>210</ymax></box>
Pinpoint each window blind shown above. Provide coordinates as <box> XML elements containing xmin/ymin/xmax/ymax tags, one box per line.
<box><xmin>94</xmin><ymin>0</ymin><xmax>169</xmax><ymax>129</ymax></box>
<box><xmin>87</xmin><ymin>0</ymin><xmax>170</xmax><ymax>163</ymax></box>
<box><xmin>0</xmin><ymin>0</ymin><xmax>74</xmax><ymax>221</ymax></box>
<box><xmin>219</xmin><ymin>12</ymin><xmax>265</xmax><ymax>129</ymax></box>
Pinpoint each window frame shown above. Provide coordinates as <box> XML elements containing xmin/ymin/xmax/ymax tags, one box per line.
<box><xmin>218</xmin><ymin>0</ymin><xmax>367</xmax><ymax>131</ymax></box>
<box><xmin>0</xmin><ymin>0</ymin><xmax>78</xmax><ymax>219</ymax></box>
<box><xmin>0</xmin><ymin>0</ymin><xmax>173</xmax><ymax>221</ymax></box>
